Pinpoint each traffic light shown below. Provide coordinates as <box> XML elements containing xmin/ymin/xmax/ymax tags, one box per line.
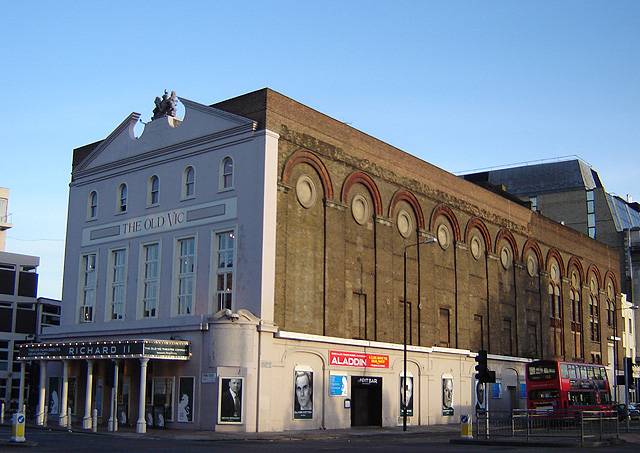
<box><xmin>475</xmin><ymin>350</ymin><xmax>496</xmax><ymax>383</ymax></box>
<box><xmin>475</xmin><ymin>350</ymin><xmax>488</xmax><ymax>381</ymax></box>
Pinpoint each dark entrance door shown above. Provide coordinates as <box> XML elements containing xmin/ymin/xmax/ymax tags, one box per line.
<box><xmin>351</xmin><ymin>376</ymin><xmax>382</xmax><ymax>426</ymax></box>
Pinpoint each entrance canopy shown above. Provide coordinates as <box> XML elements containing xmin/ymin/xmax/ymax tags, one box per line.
<box><xmin>16</xmin><ymin>339</ymin><xmax>191</xmax><ymax>361</ymax></box>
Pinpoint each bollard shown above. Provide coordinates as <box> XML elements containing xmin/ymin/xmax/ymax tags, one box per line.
<box><xmin>44</xmin><ymin>406</ymin><xmax>48</xmax><ymax>426</ymax></box>
<box><xmin>10</xmin><ymin>412</ymin><xmax>26</xmax><ymax>443</ymax></box>
<box><xmin>460</xmin><ymin>414</ymin><xmax>473</xmax><ymax>439</ymax></box>
<box><xmin>67</xmin><ymin>407</ymin><xmax>72</xmax><ymax>429</ymax></box>
<box><xmin>1</xmin><ymin>401</ymin><xmax>4</xmax><ymax>424</ymax></box>
<box><xmin>92</xmin><ymin>408</ymin><xmax>98</xmax><ymax>432</ymax></box>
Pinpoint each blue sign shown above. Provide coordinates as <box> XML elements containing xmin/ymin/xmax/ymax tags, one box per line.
<box><xmin>17</xmin><ymin>415</ymin><xmax>24</xmax><ymax>423</ymax></box>
<box><xmin>329</xmin><ymin>375</ymin><xmax>348</xmax><ymax>396</ymax></box>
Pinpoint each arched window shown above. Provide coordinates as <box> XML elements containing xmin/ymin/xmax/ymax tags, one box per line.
<box><xmin>589</xmin><ymin>278</ymin><xmax>600</xmax><ymax>342</ymax></box>
<box><xmin>606</xmin><ymin>282</ymin><xmax>616</xmax><ymax>329</ymax></box>
<box><xmin>570</xmin><ymin>271</ymin><xmax>583</xmax><ymax>359</ymax></box>
<box><xmin>548</xmin><ymin>262</ymin><xmax>564</xmax><ymax>357</ymax></box>
<box><xmin>88</xmin><ymin>191</ymin><xmax>98</xmax><ymax>219</ymax></box>
<box><xmin>184</xmin><ymin>166</ymin><xmax>195</xmax><ymax>198</ymax></box>
<box><xmin>221</xmin><ymin>157</ymin><xmax>234</xmax><ymax>190</ymax></box>
<box><xmin>118</xmin><ymin>184</ymin><xmax>127</xmax><ymax>212</ymax></box>
<box><xmin>148</xmin><ymin>175</ymin><xmax>159</xmax><ymax>206</ymax></box>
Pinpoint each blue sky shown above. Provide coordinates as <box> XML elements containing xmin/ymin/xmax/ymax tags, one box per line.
<box><xmin>2</xmin><ymin>1</ymin><xmax>638</xmax><ymax>298</ymax></box>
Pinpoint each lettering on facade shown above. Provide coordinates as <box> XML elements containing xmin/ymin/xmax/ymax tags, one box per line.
<box><xmin>82</xmin><ymin>199</ymin><xmax>236</xmax><ymax>246</ymax></box>
<box><xmin>17</xmin><ymin>340</ymin><xmax>190</xmax><ymax>361</ymax></box>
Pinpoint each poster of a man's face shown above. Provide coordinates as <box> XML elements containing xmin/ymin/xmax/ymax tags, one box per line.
<box><xmin>294</xmin><ymin>370</ymin><xmax>313</xmax><ymax>419</ymax></box>
<box><xmin>177</xmin><ymin>377</ymin><xmax>194</xmax><ymax>423</ymax></box>
<box><xmin>475</xmin><ymin>380</ymin><xmax>486</xmax><ymax>411</ymax></box>
<box><xmin>400</xmin><ymin>376</ymin><xmax>413</xmax><ymax>416</ymax></box>
<box><xmin>442</xmin><ymin>377</ymin><xmax>454</xmax><ymax>416</ymax></box>
<box><xmin>219</xmin><ymin>377</ymin><xmax>243</xmax><ymax>423</ymax></box>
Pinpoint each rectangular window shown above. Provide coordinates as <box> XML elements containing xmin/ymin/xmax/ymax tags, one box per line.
<box><xmin>473</xmin><ymin>314</ymin><xmax>484</xmax><ymax>351</ymax></box>
<box><xmin>0</xmin><ymin>340</ymin><xmax>8</xmax><ymax>371</ymax></box>
<box><xmin>352</xmin><ymin>292</ymin><xmax>367</xmax><ymax>339</ymax></box>
<box><xmin>586</xmin><ymin>190</ymin><xmax>596</xmax><ymax>238</ymax></box>
<box><xmin>439</xmin><ymin>308</ymin><xmax>450</xmax><ymax>347</ymax></box>
<box><xmin>177</xmin><ymin>238</ymin><xmax>195</xmax><ymax>315</ymax></box>
<box><xmin>109</xmin><ymin>249</ymin><xmax>126</xmax><ymax>320</ymax></box>
<box><xmin>529</xmin><ymin>196</ymin><xmax>538</xmax><ymax>212</ymax></box>
<box><xmin>527</xmin><ymin>321</ymin><xmax>538</xmax><ymax>357</ymax></box>
<box><xmin>503</xmin><ymin>318</ymin><xmax>513</xmax><ymax>356</ymax></box>
<box><xmin>0</xmin><ymin>197</ymin><xmax>7</xmax><ymax>222</ymax></box>
<box><xmin>0</xmin><ymin>264</ymin><xmax>16</xmax><ymax>296</ymax></box>
<box><xmin>80</xmin><ymin>254</ymin><xmax>97</xmax><ymax>322</ymax></box>
<box><xmin>15</xmin><ymin>303</ymin><xmax>36</xmax><ymax>334</ymax></box>
<box><xmin>0</xmin><ymin>302</ymin><xmax>12</xmax><ymax>332</ymax></box>
<box><xmin>142</xmin><ymin>244</ymin><xmax>160</xmax><ymax>318</ymax></box>
<box><xmin>17</xmin><ymin>271</ymin><xmax>37</xmax><ymax>297</ymax></box>
<box><xmin>216</xmin><ymin>232</ymin><xmax>234</xmax><ymax>312</ymax></box>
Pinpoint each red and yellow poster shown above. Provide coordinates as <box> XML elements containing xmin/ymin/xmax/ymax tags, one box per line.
<box><xmin>329</xmin><ymin>350</ymin><xmax>389</xmax><ymax>368</ymax></box>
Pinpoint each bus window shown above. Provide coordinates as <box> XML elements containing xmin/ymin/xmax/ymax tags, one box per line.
<box><xmin>568</xmin><ymin>365</ymin><xmax>577</xmax><ymax>379</ymax></box>
<box><xmin>561</xmin><ymin>364</ymin><xmax>569</xmax><ymax>378</ymax></box>
<box><xmin>530</xmin><ymin>390</ymin><xmax>559</xmax><ymax>400</ymax></box>
<box><xmin>600</xmin><ymin>392</ymin><xmax>611</xmax><ymax>403</ymax></box>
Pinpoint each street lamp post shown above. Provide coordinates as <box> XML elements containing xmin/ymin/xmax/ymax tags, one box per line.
<box><xmin>403</xmin><ymin>235</ymin><xmax>436</xmax><ymax>432</ymax></box>
<box><xmin>611</xmin><ymin>304</ymin><xmax>639</xmax><ymax>406</ymax></box>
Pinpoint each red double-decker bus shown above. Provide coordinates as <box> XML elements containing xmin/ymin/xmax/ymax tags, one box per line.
<box><xmin>526</xmin><ymin>360</ymin><xmax>611</xmax><ymax>412</ymax></box>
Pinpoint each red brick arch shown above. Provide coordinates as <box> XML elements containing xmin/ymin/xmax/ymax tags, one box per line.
<box><xmin>428</xmin><ymin>204</ymin><xmax>461</xmax><ymax>242</ymax></box>
<box><xmin>546</xmin><ymin>248</ymin><xmax>565</xmax><ymax>277</ymax></box>
<box><xmin>341</xmin><ymin>171</ymin><xmax>383</xmax><ymax>216</ymax></box>
<box><xmin>388</xmin><ymin>189</ymin><xmax>425</xmax><ymax>230</ymax></box>
<box><xmin>604</xmin><ymin>270</ymin><xmax>619</xmax><ymax>296</ymax></box>
<box><xmin>522</xmin><ymin>238</ymin><xmax>543</xmax><ymax>269</ymax></box>
<box><xmin>281</xmin><ymin>149</ymin><xmax>334</xmax><ymax>201</ymax></box>
<box><xmin>464</xmin><ymin>217</ymin><xmax>492</xmax><ymax>252</ymax></box>
<box><xmin>494</xmin><ymin>228</ymin><xmax>519</xmax><ymax>261</ymax></box>
<box><xmin>587</xmin><ymin>264</ymin><xmax>602</xmax><ymax>290</ymax></box>
<box><xmin>566</xmin><ymin>256</ymin><xmax>585</xmax><ymax>286</ymax></box>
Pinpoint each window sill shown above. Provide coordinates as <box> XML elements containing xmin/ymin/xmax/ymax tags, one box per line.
<box><xmin>86</xmin><ymin>217</ymin><xmax>98</xmax><ymax>223</ymax></box>
<box><xmin>146</xmin><ymin>203</ymin><xmax>160</xmax><ymax>209</ymax></box>
<box><xmin>114</xmin><ymin>210</ymin><xmax>128</xmax><ymax>216</ymax></box>
<box><xmin>180</xmin><ymin>196</ymin><xmax>196</xmax><ymax>202</ymax></box>
<box><xmin>218</xmin><ymin>187</ymin><xmax>234</xmax><ymax>194</ymax></box>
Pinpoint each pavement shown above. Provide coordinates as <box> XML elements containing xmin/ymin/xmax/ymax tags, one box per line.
<box><xmin>2</xmin><ymin>420</ymin><xmax>640</xmax><ymax>447</ymax></box>
<box><xmin>0</xmin><ymin>421</ymin><xmax>460</xmax><ymax>443</ymax></box>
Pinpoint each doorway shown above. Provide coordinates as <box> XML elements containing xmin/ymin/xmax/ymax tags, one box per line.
<box><xmin>351</xmin><ymin>376</ymin><xmax>382</xmax><ymax>426</ymax></box>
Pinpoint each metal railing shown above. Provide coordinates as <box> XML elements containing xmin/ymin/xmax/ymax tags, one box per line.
<box><xmin>475</xmin><ymin>409</ymin><xmax>619</xmax><ymax>445</ymax></box>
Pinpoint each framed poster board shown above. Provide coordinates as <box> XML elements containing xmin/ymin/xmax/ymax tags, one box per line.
<box><xmin>218</xmin><ymin>377</ymin><xmax>243</xmax><ymax>424</ymax></box>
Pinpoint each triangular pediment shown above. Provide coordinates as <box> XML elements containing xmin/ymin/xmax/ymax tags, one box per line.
<box><xmin>75</xmin><ymin>97</ymin><xmax>256</xmax><ymax>173</ymax></box>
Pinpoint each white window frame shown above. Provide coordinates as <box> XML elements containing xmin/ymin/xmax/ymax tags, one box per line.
<box><xmin>209</xmin><ymin>228</ymin><xmax>236</xmax><ymax>314</ymax></box>
<box><xmin>106</xmin><ymin>247</ymin><xmax>127</xmax><ymax>321</ymax></box>
<box><xmin>148</xmin><ymin>175</ymin><xmax>160</xmax><ymax>207</ymax></box>
<box><xmin>87</xmin><ymin>190</ymin><xmax>98</xmax><ymax>220</ymax></box>
<box><xmin>138</xmin><ymin>241</ymin><xmax>161</xmax><ymax>319</ymax></box>
<box><xmin>117</xmin><ymin>183</ymin><xmax>128</xmax><ymax>213</ymax></box>
<box><xmin>182</xmin><ymin>166</ymin><xmax>195</xmax><ymax>200</ymax></box>
<box><xmin>78</xmin><ymin>252</ymin><xmax>98</xmax><ymax>323</ymax></box>
<box><xmin>219</xmin><ymin>156</ymin><xmax>234</xmax><ymax>191</ymax></box>
<box><xmin>173</xmin><ymin>236</ymin><xmax>196</xmax><ymax>316</ymax></box>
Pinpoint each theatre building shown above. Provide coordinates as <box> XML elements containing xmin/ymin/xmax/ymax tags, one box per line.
<box><xmin>18</xmin><ymin>89</ymin><xmax>622</xmax><ymax>432</ymax></box>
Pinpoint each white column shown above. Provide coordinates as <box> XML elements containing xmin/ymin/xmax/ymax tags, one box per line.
<box><xmin>136</xmin><ymin>358</ymin><xmax>149</xmax><ymax>434</ymax></box>
<box><xmin>82</xmin><ymin>360</ymin><xmax>94</xmax><ymax>429</ymax></box>
<box><xmin>108</xmin><ymin>360</ymin><xmax>120</xmax><ymax>432</ymax></box>
<box><xmin>36</xmin><ymin>360</ymin><xmax>47</xmax><ymax>425</ymax></box>
<box><xmin>18</xmin><ymin>362</ymin><xmax>26</xmax><ymax>413</ymax></box>
<box><xmin>59</xmin><ymin>360</ymin><xmax>69</xmax><ymax>427</ymax></box>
